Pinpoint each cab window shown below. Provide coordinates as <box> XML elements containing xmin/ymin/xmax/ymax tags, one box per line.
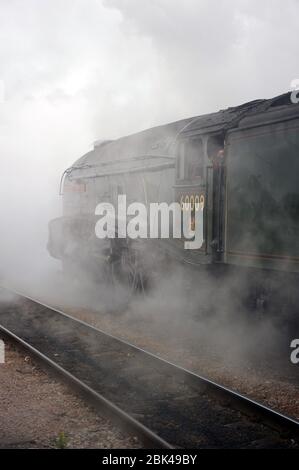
<box><xmin>177</xmin><ymin>138</ymin><xmax>204</xmax><ymax>181</ymax></box>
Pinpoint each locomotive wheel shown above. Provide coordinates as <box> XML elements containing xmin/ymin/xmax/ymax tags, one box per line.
<box><xmin>107</xmin><ymin>244</ymin><xmax>146</xmax><ymax>295</ymax></box>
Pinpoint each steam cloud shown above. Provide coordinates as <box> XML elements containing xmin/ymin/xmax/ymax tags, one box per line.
<box><xmin>0</xmin><ymin>1</ymin><xmax>298</xmax><ymax>379</ymax></box>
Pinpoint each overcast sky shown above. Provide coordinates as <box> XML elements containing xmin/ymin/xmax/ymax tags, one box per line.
<box><xmin>0</xmin><ymin>0</ymin><xmax>298</xmax><ymax>276</ymax></box>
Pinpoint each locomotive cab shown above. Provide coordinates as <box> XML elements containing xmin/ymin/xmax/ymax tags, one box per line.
<box><xmin>174</xmin><ymin>132</ymin><xmax>225</xmax><ymax>264</ymax></box>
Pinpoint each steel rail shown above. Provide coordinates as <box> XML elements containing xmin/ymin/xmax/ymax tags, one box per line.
<box><xmin>0</xmin><ymin>286</ymin><xmax>298</xmax><ymax>449</ymax></box>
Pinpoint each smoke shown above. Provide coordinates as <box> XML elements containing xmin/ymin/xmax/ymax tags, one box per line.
<box><xmin>0</xmin><ymin>0</ymin><xmax>298</xmax><ymax>385</ymax></box>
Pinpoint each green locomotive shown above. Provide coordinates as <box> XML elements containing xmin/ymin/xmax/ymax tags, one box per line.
<box><xmin>48</xmin><ymin>92</ymin><xmax>299</xmax><ymax>317</ymax></box>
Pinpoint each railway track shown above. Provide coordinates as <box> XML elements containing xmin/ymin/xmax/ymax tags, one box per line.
<box><xmin>0</xmin><ymin>286</ymin><xmax>298</xmax><ymax>449</ymax></box>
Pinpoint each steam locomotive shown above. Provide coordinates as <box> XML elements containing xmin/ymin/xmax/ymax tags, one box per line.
<box><xmin>48</xmin><ymin>92</ymin><xmax>299</xmax><ymax>319</ymax></box>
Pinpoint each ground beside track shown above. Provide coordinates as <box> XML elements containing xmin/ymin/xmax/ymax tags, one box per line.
<box><xmin>0</xmin><ymin>334</ymin><xmax>142</xmax><ymax>449</ymax></box>
<box><xmin>61</xmin><ymin>308</ymin><xmax>299</xmax><ymax>422</ymax></box>
<box><xmin>3</xmin><ymin>277</ymin><xmax>298</xmax><ymax>425</ymax></box>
